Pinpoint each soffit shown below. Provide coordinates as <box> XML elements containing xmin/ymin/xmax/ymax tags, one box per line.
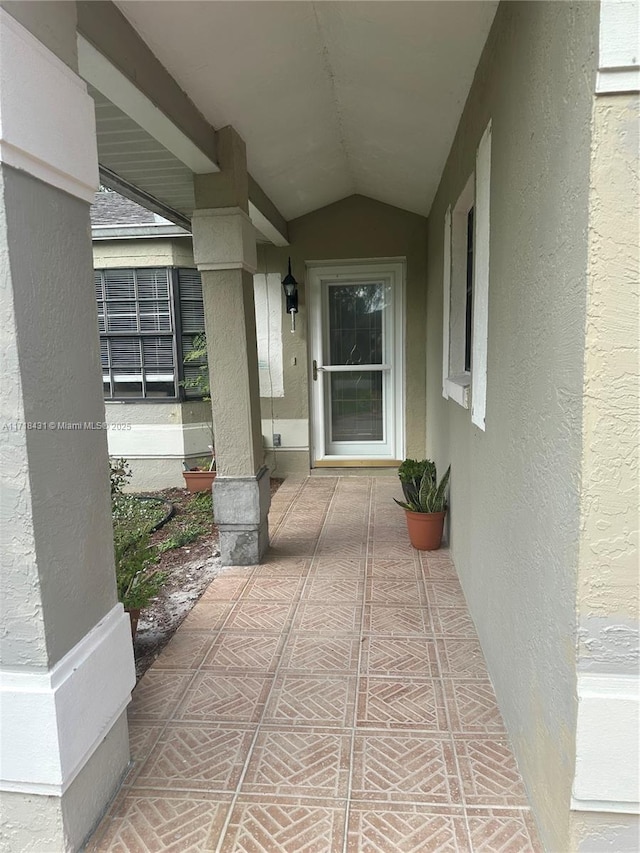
<box><xmin>90</xmin><ymin>84</ymin><xmax>196</xmax><ymax>215</ymax></box>
<box><xmin>115</xmin><ymin>0</ymin><xmax>498</xmax><ymax>220</ymax></box>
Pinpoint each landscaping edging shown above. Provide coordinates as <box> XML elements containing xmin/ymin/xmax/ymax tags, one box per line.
<box><xmin>134</xmin><ymin>495</ymin><xmax>175</xmax><ymax>533</ymax></box>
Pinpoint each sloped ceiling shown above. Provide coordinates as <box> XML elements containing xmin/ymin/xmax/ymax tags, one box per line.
<box><xmin>116</xmin><ymin>1</ymin><xmax>498</xmax><ymax>220</ymax></box>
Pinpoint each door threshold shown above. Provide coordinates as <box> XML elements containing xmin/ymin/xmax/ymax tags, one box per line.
<box><xmin>313</xmin><ymin>459</ymin><xmax>402</xmax><ymax>468</ymax></box>
<box><xmin>310</xmin><ymin>466</ymin><xmax>399</xmax><ymax>477</ymax></box>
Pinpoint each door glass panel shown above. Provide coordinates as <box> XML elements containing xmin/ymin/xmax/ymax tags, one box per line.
<box><xmin>328</xmin><ymin>283</ymin><xmax>386</xmax><ymax>365</ymax></box>
<box><xmin>330</xmin><ymin>371</ymin><xmax>383</xmax><ymax>442</ymax></box>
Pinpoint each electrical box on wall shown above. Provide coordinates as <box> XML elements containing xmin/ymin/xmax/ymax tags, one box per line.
<box><xmin>273</xmin><ymin>433</ymin><xmax>282</xmax><ymax>447</ymax></box>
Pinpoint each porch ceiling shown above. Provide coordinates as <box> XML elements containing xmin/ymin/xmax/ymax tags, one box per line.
<box><xmin>115</xmin><ymin>0</ymin><xmax>498</xmax><ymax>221</ymax></box>
<box><xmin>90</xmin><ymin>84</ymin><xmax>196</xmax><ymax>216</ymax></box>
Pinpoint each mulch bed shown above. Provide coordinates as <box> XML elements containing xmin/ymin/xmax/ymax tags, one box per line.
<box><xmin>132</xmin><ymin>479</ymin><xmax>283</xmax><ymax>679</ymax></box>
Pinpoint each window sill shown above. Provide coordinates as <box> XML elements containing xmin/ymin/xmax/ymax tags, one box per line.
<box><xmin>445</xmin><ymin>374</ymin><xmax>470</xmax><ymax>409</ymax></box>
<box><xmin>104</xmin><ymin>398</ymin><xmax>182</xmax><ymax>404</ymax></box>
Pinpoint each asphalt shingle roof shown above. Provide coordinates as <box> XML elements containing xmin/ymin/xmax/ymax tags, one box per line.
<box><xmin>91</xmin><ymin>191</ymin><xmax>156</xmax><ymax>226</ymax></box>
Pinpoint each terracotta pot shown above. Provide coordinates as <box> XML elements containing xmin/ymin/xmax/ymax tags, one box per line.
<box><xmin>126</xmin><ymin>607</ymin><xmax>141</xmax><ymax>640</ymax></box>
<box><xmin>183</xmin><ymin>470</ymin><xmax>216</xmax><ymax>493</ymax></box>
<box><xmin>404</xmin><ymin>509</ymin><xmax>446</xmax><ymax>550</ymax></box>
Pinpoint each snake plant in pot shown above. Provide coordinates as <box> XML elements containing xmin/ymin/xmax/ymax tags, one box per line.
<box><xmin>394</xmin><ymin>459</ymin><xmax>451</xmax><ymax>550</ymax></box>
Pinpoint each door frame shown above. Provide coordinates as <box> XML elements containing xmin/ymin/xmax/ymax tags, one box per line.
<box><xmin>307</xmin><ymin>259</ymin><xmax>405</xmax><ymax>467</ymax></box>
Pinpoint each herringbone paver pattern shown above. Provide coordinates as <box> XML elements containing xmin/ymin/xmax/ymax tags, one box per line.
<box><xmin>88</xmin><ymin>477</ymin><xmax>542</xmax><ymax>852</ymax></box>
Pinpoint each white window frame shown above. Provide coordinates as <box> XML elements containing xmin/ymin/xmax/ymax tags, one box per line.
<box><xmin>442</xmin><ymin>175</ymin><xmax>474</xmax><ymax>409</ymax></box>
<box><xmin>442</xmin><ymin>119</ymin><xmax>492</xmax><ymax>430</ymax></box>
<box><xmin>471</xmin><ymin>120</ymin><xmax>492</xmax><ymax>430</ymax></box>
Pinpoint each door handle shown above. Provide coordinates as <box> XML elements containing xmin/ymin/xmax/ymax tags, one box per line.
<box><xmin>312</xmin><ymin>360</ymin><xmax>325</xmax><ymax>381</ymax></box>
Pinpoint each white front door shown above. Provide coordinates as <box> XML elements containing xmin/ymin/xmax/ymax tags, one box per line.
<box><xmin>308</xmin><ymin>261</ymin><xmax>404</xmax><ymax>465</ymax></box>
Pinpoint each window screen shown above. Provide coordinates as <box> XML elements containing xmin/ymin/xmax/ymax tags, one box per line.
<box><xmin>177</xmin><ymin>268</ymin><xmax>207</xmax><ymax>399</ymax></box>
<box><xmin>96</xmin><ymin>267</ymin><xmax>204</xmax><ymax>400</ymax></box>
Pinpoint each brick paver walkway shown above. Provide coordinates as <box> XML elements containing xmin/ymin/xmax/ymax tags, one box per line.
<box><xmin>88</xmin><ymin>477</ymin><xmax>541</xmax><ymax>852</ymax></box>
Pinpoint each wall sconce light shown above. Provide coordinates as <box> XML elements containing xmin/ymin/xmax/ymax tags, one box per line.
<box><xmin>282</xmin><ymin>257</ymin><xmax>299</xmax><ymax>333</ymax></box>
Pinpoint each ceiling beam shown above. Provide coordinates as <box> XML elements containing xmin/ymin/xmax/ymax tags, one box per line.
<box><xmin>248</xmin><ymin>176</ymin><xmax>289</xmax><ymax>247</ymax></box>
<box><xmin>76</xmin><ymin>0</ymin><xmax>218</xmax><ymax>173</ymax></box>
<box><xmin>78</xmin><ymin>1</ymin><xmax>289</xmax><ymax>246</ymax></box>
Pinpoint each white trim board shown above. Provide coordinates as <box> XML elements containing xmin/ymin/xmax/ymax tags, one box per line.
<box><xmin>471</xmin><ymin>120</ymin><xmax>491</xmax><ymax>431</ymax></box>
<box><xmin>444</xmin><ymin>175</ymin><xmax>473</xmax><ymax>412</ymax></box>
<box><xmin>442</xmin><ymin>207</ymin><xmax>452</xmax><ymax>400</ymax></box>
<box><xmin>0</xmin><ymin>10</ymin><xmax>99</xmax><ymax>202</ymax></box>
<box><xmin>445</xmin><ymin>375</ymin><xmax>470</xmax><ymax>409</ymax></box>
<box><xmin>249</xmin><ymin>201</ymin><xmax>289</xmax><ymax>248</ymax></box>
<box><xmin>77</xmin><ymin>35</ymin><xmax>218</xmax><ymax>174</ymax></box>
<box><xmin>597</xmin><ymin>0</ymin><xmax>640</xmax><ymax>93</ymax></box>
<box><xmin>255</xmin><ymin>273</ymin><xmax>284</xmax><ymax>398</ymax></box>
<box><xmin>442</xmin><ymin>122</ymin><xmax>491</xmax><ymax>427</ymax></box>
<box><xmin>0</xmin><ymin>604</ymin><xmax>135</xmax><ymax>795</ymax></box>
<box><xmin>106</xmin><ymin>422</ymin><xmax>211</xmax><ymax>457</ymax></box>
<box><xmin>572</xmin><ymin>672</ymin><xmax>640</xmax><ymax>814</ymax></box>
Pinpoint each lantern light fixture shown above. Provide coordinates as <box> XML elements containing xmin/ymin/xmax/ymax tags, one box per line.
<box><xmin>282</xmin><ymin>257</ymin><xmax>299</xmax><ymax>333</ymax></box>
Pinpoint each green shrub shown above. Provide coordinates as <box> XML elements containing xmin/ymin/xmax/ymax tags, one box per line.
<box><xmin>182</xmin><ymin>334</ymin><xmax>216</xmax><ymax>468</ymax></box>
<box><xmin>115</xmin><ymin>531</ymin><xmax>167</xmax><ymax>610</ymax></box>
<box><xmin>182</xmin><ymin>333</ymin><xmax>210</xmax><ymax>399</ymax></box>
<box><xmin>112</xmin><ymin>495</ymin><xmax>168</xmax><ymax>533</ymax></box>
<box><xmin>156</xmin><ymin>523</ymin><xmax>207</xmax><ymax>554</ymax></box>
<box><xmin>109</xmin><ymin>457</ymin><xmax>132</xmax><ymax>497</ymax></box>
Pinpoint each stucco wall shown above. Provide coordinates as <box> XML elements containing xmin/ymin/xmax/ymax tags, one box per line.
<box><xmin>105</xmin><ymin>400</ymin><xmax>212</xmax><ymax>490</ymax></box>
<box><xmin>0</xmin><ymin>168</ymin><xmax>48</xmax><ymax>668</ymax></box>
<box><xmin>0</xmin><ymin>710</ymin><xmax>130</xmax><ymax>852</ymax></box>
<box><xmin>569</xmin><ymin>92</ymin><xmax>640</xmax><ymax>851</ymax></box>
<box><xmin>258</xmin><ymin>194</ymin><xmax>428</xmax><ymax>467</ymax></box>
<box><xmin>0</xmin><ymin>165</ymin><xmax>118</xmax><ymax>668</ymax></box>
<box><xmin>577</xmin><ymin>94</ymin><xmax>639</xmax><ymax>672</ymax></box>
<box><xmin>0</xmin><ymin>9</ymin><xmax>134</xmax><ymax>848</ymax></box>
<box><xmin>92</xmin><ymin>236</ymin><xmax>194</xmax><ymax>268</ymax></box>
<box><xmin>424</xmin><ymin>3</ymin><xmax>598</xmax><ymax>850</ymax></box>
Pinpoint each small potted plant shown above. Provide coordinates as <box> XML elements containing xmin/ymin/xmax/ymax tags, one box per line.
<box><xmin>115</xmin><ymin>531</ymin><xmax>167</xmax><ymax>638</ymax></box>
<box><xmin>182</xmin><ymin>333</ymin><xmax>216</xmax><ymax>492</ymax></box>
<box><xmin>182</xmin><ymin>450</ymin><xmax>216</xmax><ymax>493</ymax></box>
<box><xmin>394</xmin><ymin>459</ymin><xmax>451</xmax><ymax>550</ymax></box>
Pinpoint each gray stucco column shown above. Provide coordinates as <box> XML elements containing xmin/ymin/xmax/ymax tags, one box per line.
<box><xmin>192</xmin><ymin>127</ymin><xmax>270</xmax><ymax>564</ymax></box>
<box><xmin>0</xmin><ymin>7</ymin><xmax>134</xmax><ymax>851</ymax></box>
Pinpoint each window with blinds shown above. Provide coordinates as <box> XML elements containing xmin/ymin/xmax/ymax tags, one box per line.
<box><xmin>96</xmin><ymin>267</ymin><xmax>205</xmax><ymax>400</ymax></box>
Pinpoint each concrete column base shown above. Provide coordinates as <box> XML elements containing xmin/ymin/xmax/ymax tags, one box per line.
<box><xmin>570</xmin><ymin>811</ymin><xmax>640</xmax><ymax>853</ymax></box>
<box><xmin>0</xmin><ymin>711</ymin><xmax>130</xmax><ymax>853</ymax></box>
<box><xmin>213</xmin><ymin>465</ymin><xmax>271</xmax><ymax>564</ymax></box>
